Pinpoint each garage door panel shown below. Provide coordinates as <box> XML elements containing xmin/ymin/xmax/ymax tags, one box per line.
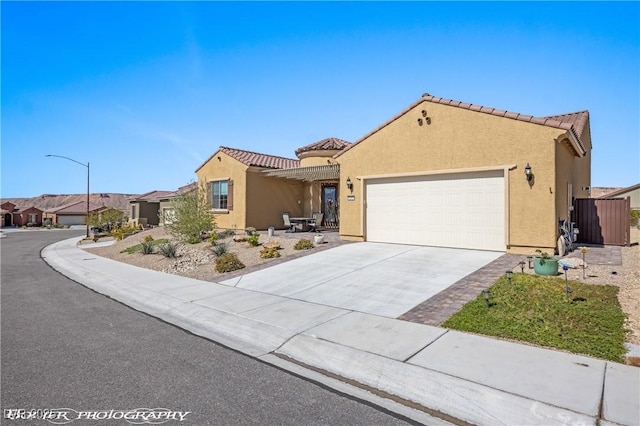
<box><xmin>366</xmin><ymin>171</ymin><xmax>505</xmax><ymax>251</ymax></box>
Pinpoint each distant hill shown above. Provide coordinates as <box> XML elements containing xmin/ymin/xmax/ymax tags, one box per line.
<box><xmin>1</xmin><ymin>193</ymin><xmax>137</xmax><ymax>212</ymax></box>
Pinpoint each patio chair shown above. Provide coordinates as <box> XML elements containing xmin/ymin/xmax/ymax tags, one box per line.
<box><xmin>308</xmin><ymin>212</ymin><xmax>324</xmax><ymax>233</ymax></box>
<box><xmin>283</xmin><ymin>212</ymin><xmax>299</xmax><ymax>233</ymax></box>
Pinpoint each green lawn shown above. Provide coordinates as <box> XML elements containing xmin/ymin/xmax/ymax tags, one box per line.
<box><xmin>442</xmin><ymin>274</ymin><xmax>629</xmax><ymax>362</ymax></box>
<box><xmin>120</xmin><ymin>238</ymin><xmax>170</xmax><ymax>254</ymax></box>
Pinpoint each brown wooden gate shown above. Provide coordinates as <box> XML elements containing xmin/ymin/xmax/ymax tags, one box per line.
<box><xmin>574</xmin><ymin>198</ymin><xmax>630</xmax><ymax>246</ymax></box>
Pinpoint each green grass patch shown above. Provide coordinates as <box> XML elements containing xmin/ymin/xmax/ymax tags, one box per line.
<box><xmin>120</xmin><ymin>238</ymin><xmax>169</xmax><ymax>254</ymax></box>
<box><xmin>442</xmin><ymin>274</ymin><xmax>628</xmax><ymax>362</ymax></box>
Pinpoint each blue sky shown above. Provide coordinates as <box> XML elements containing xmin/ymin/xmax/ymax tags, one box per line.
<box><xmin>2</xmin><ymin>1</ymin><xmax>639</xmax><ymax>198</ymax></box>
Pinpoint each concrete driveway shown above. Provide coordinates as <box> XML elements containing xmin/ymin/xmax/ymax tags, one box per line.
<box><xmin>221</xmin><ymin>242</ymin><xmax>503</xmax><ymax>317</ymax></box>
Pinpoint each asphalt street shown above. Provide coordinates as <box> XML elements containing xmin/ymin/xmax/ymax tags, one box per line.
<box><xmin>1</xmin><ymin>230</ymin><xmax>415</xmax><ymax>425</ymax></box>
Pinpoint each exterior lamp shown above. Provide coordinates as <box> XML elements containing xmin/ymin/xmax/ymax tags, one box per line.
<box><xmin>580</xmin><ymin>247</ymin><xmax>587</xmax><ymax>279</ymax></box>
<box><xmin>527</xmin><ymin>255</ymin><xmax>533</xmax><ymax>269</ymax></box>
<box><xmin>524</xmin><ymin>163</ymin><xmax>533</xmax><ymax>186</ymax></box>
<box><xmin>346</xmin><ymin>177</ymin><xmax>353</xmax><ymax>192</ymax></box>
<box><xmin>519</xmin><ymin>261</ymin><xmax>525</xmax><ymax>273</ymax></box>
<box><xmin>482</xmin><ymin>289</ymin><xmax>491</xmax><ymax>308</ymax></box>
<box><xmin>562</xmin><ymin>264</ymin><xmax>572</xmax><ymax>302</ymax></box>
<box><xmin>46</xmin><ymin>154</ymin><xmax>90</xmax><ymax>238</ymax></box>
<box><xmin>506</xmin><ymin>270</ymin><xmax>513</xmax><ymax>285</ymax></box>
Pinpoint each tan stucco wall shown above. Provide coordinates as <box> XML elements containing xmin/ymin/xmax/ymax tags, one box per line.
<box><xmin>299</xmin><ymin>150</ymin><xmax>341</xmax><ymax>167</ymax></box>
<box><xmin>337</xmin><ymin>100</ymin><xmax>584</xmax><ymax>252</ymax></box>
<box><xmin>245</xmin><ymin>171</ymin><xmax>304</xmax><ymax>230</ymax></box>
<box><xmin>196</xmin><ymin>151</ymin><xmax>249</xmax><ymax>230</ymax></box>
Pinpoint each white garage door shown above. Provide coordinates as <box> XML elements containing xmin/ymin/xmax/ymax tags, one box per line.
<box><xmin>365</xmin><ymin>171</ymin><xmax>505</xmax><ymax>251</ymax></box>
<box><xmin>57</xmin><ymin>215</ymin><xmax>86</xmax><ymax>226</ymax></box>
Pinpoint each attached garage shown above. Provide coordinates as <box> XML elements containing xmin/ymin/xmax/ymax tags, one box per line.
<box><xmin>365</xmin><ymin>170</ymin><xmax>506</xmax><ymax>251</ymax></box>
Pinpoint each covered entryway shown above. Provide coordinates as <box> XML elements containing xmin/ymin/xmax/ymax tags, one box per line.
<box><xmin>365</xmin><ymin>170</ymin><xmax>505</xmax><ymax>251</ymax></box>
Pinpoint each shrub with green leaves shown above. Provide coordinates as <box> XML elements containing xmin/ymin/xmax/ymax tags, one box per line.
<box><xmin>631</xmin><ymin>209</ymin><xmax>640</xmax><ymax>226</ymax></box>
<box><xmin>215</xmin><ymin>253</ymin><xmax>245</xmax><ymax>273</ymax></box>
<box><xmin>294</xmin><ymin>238</ymin><xmax>314</xmax><ymax>250</ymax></box>
<box><xmin>158</xmin><ymin>242</ymin><xmax>179</xmax><ymax>258</ymax></box>
<box><xmin>211</xmin><ymin>242</ymin><xmax>229</xmax><ymax>257</ymax></box>
<box><xmin>143</xmin><ymin>235</ymin><xmax>154</xmax><ymax>243</ymax></box>
<box><xmin>209</xmin><ymin>232</ymin><xmax>220</xmax><ymax>244</ymax></box>
<box><xmin>247</xmin><ymin>232</ymin><xmax>260</xmax><ymax>247</ymax></box>
<box><xmin>165</xmin><ymin>181</ymin><xmax>215</xmax><ymax>243</ymax></box>
<box><xmin>259</xmin><ymin>247</ymin><xmax>281</xmax><ymax>259</ymax></box>
<box><xmin>140</xmin><ymin>240</ymin><xmax>155</xmax><ymax>255</ymax></box>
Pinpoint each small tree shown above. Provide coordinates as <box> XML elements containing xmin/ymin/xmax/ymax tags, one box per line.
<box><xmin>86</xmin><ymin>208</ymin><xmax>124</xmax><ymax>233</ymax></box>
<box><xmin>165</xmin><ymin>182</ymin><xmax>214</xmax><ymax>243</ymax></box>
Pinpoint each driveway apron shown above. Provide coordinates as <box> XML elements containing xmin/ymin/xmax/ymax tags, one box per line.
<box><xmin>220</xmin><ymin>242</ymin><xmax>503</xmax><ymax>318</ymax></box>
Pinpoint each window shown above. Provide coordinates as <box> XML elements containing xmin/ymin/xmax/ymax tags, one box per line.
<box><xmin>28</xmin><ymin>213</ymin><xmax>38</xmax><ymax>223</ymax></box>
<box><xmin>211</xmin><ymin>180</ymin><xmax>228</xmax><ymax>210</ymax></box>
<box><xmin>131</xmin><ymin>205</ymin><xmax>137</xmax><ymax>219</ymax></box>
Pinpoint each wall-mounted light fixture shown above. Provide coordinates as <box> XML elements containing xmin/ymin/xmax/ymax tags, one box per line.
<box><xmin>346</xmin><ymin>177</ymin><xmax>353</xmax><ymax>192</ymax></box>
<box><xmin>524</xmin><ymin>163</ymin><xmax>534</xmax><ymax>186</ymax></box>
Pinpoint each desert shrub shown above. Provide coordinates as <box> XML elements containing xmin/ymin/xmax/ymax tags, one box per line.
<box><xmin>143</xmin><ymin>235</ymin><xmax>154</xmax><ymax>243</ymax></box>
<box><xmin>211</xmin><ymin>242</ymin><xmax>229</xmax><ymax>257</ymax></box>
<box><xmin>187</xmin><ymin>236</ymin><xmax>201</xmax><ymax>244</ymax></box>
<box><xmin>631</xmin><ymin>209</ymin><xmax>640</xmax><ymax>226</ymax></box>
<box><xmin>247</xmin><ymin>232</ymin><xmax>260</xmax><ymax>247</ymax></box>
<box><xmin>165</xmin><ymin>181</ymin><xmax>214</xmax><ymax>243</ymax></box>
<box><xmin>158</xmin><ymin>242</ymin><xmax>179</xmax><ymax>258</ymax></box>
<box><xmin>221</xmin><ymin>229</ymin><xmax>236</xmax><ymax>238</ymax></box>
<box><xmin>209</xmin><ymin>232</ymin><xmax>220</xmax><ymax>244</ymax></box>
<box><xmin>260</xmin><ymin>247</ymin><xmax>281</xmax><ymax>259</ymax></box>
<box><xmin>215</xmin><ymin>253</ymin><xmax>245</xmax><ymax>273</ymax></box>
<box><xmin>112</xmin><ymin>224</ymin><xmax>140</xmax><ymax>241</ymax></box>
<box><xmin>294</xmin><ymin>238</ymin><xmax>314</xmax><ymax>250</ymax></box>
<box><xmin>245</xmin><ymin>226</ymin><xmax>257</xmax><ymax>235</ymax></box>
<box><xmin>140</xmin><ymin>240</ymin><xmax>155</xmax><ymax>255</ymax></box>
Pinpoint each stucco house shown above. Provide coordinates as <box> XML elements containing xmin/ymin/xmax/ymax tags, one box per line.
<box><xmin>128</xmin><ymin>190</ymin><xmax>175</xmax><ymax>227</ymax></box>
<box><xmin>596</xmin><ymin>183</ymin><xmax>640</xmax><ymax>210</ymax></box>
<box><xmin>1</xmin><ymin>202</ymin><xmax>44</xmax><ymax>227</ymax></box>
<box><xmin>158</xmin><ymin>182</ymin><xmax>197</xmax><ymax>226</ymax></box>
<box><xmin>197</xmin><ymin>93</ymin><xmax>591</xmax><ymax>253</ymax></box>
<box><xmin>195</xmin><ymin>139</ymin><xmax>350</xmax><ymax>231</ymax></box>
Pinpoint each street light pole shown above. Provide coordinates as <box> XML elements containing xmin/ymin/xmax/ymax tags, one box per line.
<box><xmin>45</xmin><ymin>154</ymin><xmax>90</xmax><ymax>238</ymax></box>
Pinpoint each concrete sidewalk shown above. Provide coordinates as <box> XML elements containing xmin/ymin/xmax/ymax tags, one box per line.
<box><xmin>43</xmin><ymin>236</ymin><xmax>639</xmax><ymax>426</ymax></box>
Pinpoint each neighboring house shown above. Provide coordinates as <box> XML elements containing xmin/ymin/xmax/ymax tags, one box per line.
<box><xmin>197</xmin><ymin>93</ymin><xmax>591</xmax><ymax>253</ymax></box>
<box><xmin>1</xmin><ymin>202</ymin><xmax>16</xmax><ymax>227</ymax></box>
<box><xmin>195</xmin><ymin>138</ymin><xmax>350</xmax><ymax>231</ymax></box>
<box><xmin>49</xmin><ymin>201</ymin><xmax>105</xmax><ymax>225</ymax></box>
<box><xmin>128</xmin><ymin>190</ymin><xmax>175</xmax><ymax>227</ymax></box>
<box><xmin>597</xmin><ymin>183</ymin><xmax>640</xmax><ymax>210</ymax></box>
<box><xmin>1</xmin><ymin>202</ymin><xmax>44</xmax><ymax>226</ymax></box>
<box><xmin>158</xmin><ymin>182</ymin><xmax>197</xmax><ymax>226</ymax></box>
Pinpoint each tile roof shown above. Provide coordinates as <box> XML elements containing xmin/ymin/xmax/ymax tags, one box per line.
<box><xmin>129</xmin><ymin>190</ymin><xmax>175</xmax><ymax>203</ymax></box>
<box><xmin>218</xmin><ymin>146</ymin><xmax>300</xmax><ymax>169</ymax></box>
<box><xmin>295</xmin><ymin>137</ymin><xmax>351</xmax><ymax>156</ymax></box>
<box><xmin>336</xmin><ymin>93</ymin><xmax>589</xmax><ymax>158</ymax></box>
<box><xmin>53</xmin><ymin>201</ymin><xmax>104</xmax><ymax>214</ymax></box>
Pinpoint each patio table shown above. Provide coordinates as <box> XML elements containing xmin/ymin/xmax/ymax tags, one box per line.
<box><xmin>289</xmin><ymin>217</ymin><xmax>313</xmax><ymax>232</ymax></box>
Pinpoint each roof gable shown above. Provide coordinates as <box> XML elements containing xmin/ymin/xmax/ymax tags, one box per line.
<box><xmin>295</xmin><ymin>137</ymin><xmax>351</xmax><ymax>156</ymax></box>
<box><xmin>336</xmin><ymin>93</ymin><xmax>589</xmax><ymax>158</ymax></box>
<box><xmin>129</xmin><ymin>190</ymin><xmax>174</xmax><ymax>203</ymax></box>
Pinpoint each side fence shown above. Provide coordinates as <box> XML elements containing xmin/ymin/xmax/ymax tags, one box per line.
<box><xmin>574</xmin><ymin>197</ymin><xmax>630</xmax><ymax>246</ymax></box>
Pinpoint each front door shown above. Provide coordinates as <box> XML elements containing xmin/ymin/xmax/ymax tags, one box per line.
<box><xmin>4</xmin><ymin>213</ymin><xmax>12</xmax><ymax>227</ymax></box>
<box><xmin>321</xmin><ymin>184</ymin><xmax>338</xmax><ymax>228</ymax></box>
